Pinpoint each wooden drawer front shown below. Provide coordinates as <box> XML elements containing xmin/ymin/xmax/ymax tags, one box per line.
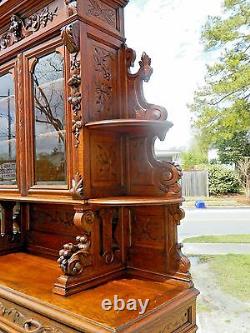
<box><xmin>0</xmin><ymin>298</ymin><xmax>79</xmax><ymax>333</ymax></box>
<box><xmin>133</xmin><ymin>301</ymin><xmax>197</xmax><ymax>333</ymax></box>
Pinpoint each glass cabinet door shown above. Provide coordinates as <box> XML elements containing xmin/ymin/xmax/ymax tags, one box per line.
<box><xmin>32</xmin><ymin>51</ymin><xmax>67</xmax><ymax>185</ymax></box>
<box><xmin>0</xmin><ymin>70</ymin><xmax>16</xmax><ymax>186</ymax></box>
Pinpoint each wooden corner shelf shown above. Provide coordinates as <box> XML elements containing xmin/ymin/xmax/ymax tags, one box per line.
<box><xmin>85</xmin><ymin>119</ymin><xmax>173</xmax><ymax>140</ymax></box>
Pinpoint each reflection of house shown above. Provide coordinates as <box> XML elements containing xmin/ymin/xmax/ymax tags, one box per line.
<box><xmin>155</xmin><ymin>149</ymin><xmax>182</xmax><ymax>164</ymax></box>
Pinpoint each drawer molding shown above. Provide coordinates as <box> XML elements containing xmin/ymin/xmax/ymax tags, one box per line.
<box><xmin>0</xmin><ymin>301</ymin><xmax>65</xmax><ymax>333</ymax></box>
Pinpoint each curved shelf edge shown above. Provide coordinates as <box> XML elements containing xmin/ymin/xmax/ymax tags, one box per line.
<box><xmin>85</xmin><ymin>119</ymin><xmax>173</xmax><ymax>141</ymax></box>
<box><xmin>88</xmin><ymin>196</ymin><xmax>184</xmax><ymax>206</ymax></box>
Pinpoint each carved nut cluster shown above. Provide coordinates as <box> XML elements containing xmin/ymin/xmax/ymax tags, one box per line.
<box><xmin>58</xmin><ymin>234</ymin><xmax>91</xmax><ymax>276</ymax></box>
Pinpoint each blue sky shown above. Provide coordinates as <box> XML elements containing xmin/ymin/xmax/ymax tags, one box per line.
<box><xmin>125</xmin><ymin>0</ymin><xmax>224</xmax><ymax>151</ymax></box>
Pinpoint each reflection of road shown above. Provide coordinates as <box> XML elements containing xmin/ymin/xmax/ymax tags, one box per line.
<box><xmin>179</xmin><ymin>208</ymin><xmax>250</xmax><ymax>241</ymax></box>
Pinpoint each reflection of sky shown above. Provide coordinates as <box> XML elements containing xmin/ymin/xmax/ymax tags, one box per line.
<box><xmin>125</xmin><ymin>0</ymin><xmax>223</xmax><ymax>150</ymax></box>
<box><xmin>0</xmin><ymin>73</ymin><xmax>16</xmax><ymax>160</ymax></box>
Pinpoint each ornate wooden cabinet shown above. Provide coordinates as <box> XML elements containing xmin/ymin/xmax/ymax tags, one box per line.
<box><xmin>0</xmin><ymin>0</ymin><xmax>199</xmax><ymax>332</ymax></box>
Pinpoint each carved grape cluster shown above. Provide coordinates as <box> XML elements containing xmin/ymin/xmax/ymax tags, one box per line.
<box><xmin>58</xmin><ymin>234</ymin><xmax>91</xmax><ymax>276</ymax></box>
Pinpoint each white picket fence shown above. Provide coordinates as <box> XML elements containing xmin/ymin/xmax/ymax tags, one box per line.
<box><xmin>181</xmin><ymin>170</ymin><xmax>209</xmax><ymax>197</ymax></box>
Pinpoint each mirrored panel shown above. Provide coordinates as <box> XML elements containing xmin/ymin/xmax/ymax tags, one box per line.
<box><xmin>33</xmin><ymin>52</ymin><xmax>66</xmax><ymax>185</ymax></box>
<box><xmin>0</xmin><ymin>71</ymin><xmax>16</xmax><ymax>185</ymax></box>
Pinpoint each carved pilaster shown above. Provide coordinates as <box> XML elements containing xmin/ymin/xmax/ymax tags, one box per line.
<box><xmin>126</xmin><ymin>47</ymin><xmax>168</xmax><ymax>120</ymax></box>
<box><xmin>62</xmin><ymin>21</ymin><xmax>83</xmax><ymax>148</ymax></box>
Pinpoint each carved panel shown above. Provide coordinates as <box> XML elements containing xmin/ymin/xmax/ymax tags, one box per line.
<box><xmin>90</xmin><ymin>134</ymin><xmax>121</xmax><ymax>186</ymax></box>
<box><xmin>0</xmin><ymin>301</ymin><xmax>65</xmax><ymax>332</ymax></box>
<box><xmin>87</xmin><ymin>0</ymin><xmax>117</xmax><ymax>28</ymax></box>
<box><xmin>131</xmin><ymin>207</ymin><xmax>165</xmax><ymax>246</ymax></box>
<box><xmin>94</xmin><ymin>46</ymin><xmax>113</xmax><ymax>117</ymax></box>
<box><xmin>129</xmin><ymin>137</ymin><xmax>153</xmax><ymax>186</ymax></box>
<box><xmin>0</xmin><ymin>6</ymin><xmax>58</xmax><ymax>51</ymax></box>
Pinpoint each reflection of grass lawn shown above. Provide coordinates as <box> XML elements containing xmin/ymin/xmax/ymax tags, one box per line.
<box><xmin>183</xmin><ymin>234</ymin><xmax>250</xmax><ymax>243</ymax></box>
<box><xmin>199</xmin><ymin>255</ymin><xmax>250</xmax><ymax>301</ymax></box>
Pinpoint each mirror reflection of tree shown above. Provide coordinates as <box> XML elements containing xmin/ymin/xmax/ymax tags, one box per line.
<box><xmin>33</xmin><ymin>52</ymin><xmax>66</xmax><ymax>185</ymax></box>
<box><xmin>0</xmin><ymin>71</ymin><xmax>16</xmax><ymax>185</ymax></box>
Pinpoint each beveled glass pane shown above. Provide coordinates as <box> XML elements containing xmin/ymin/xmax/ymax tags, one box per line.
<box><xmin>33</xmin><ymin>52</ymin><xmax>66</xmax><ymax>185</ymax></box>
<box><xmin>0</xmin><ymin>71</ymin><xmax>16</xmax><ymax>185</ymax></box>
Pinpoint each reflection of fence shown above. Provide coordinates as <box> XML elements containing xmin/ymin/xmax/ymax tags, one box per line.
<box><xmin>181</xmin><ymin>170</ymin><xmax>209</xmax><ymax>197</ymax></box>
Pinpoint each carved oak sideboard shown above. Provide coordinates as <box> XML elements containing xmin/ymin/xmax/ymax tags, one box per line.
<box><xmin>0</xmin><ymin>0</ymin><xmax>199</xmax><ymax>332</ymax></box>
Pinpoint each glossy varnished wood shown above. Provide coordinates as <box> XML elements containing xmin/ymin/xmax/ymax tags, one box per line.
<box><xmin>0</xmin><ymin>0</ymin><xmax>198</xmax><ymax>331</ymax></box>
<box><xmin>0</xmin><ymin>253</ymin><xmax>198</xmax><ymax>332</ymax></box>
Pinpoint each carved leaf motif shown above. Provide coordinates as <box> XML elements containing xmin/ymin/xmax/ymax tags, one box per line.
<box><xmin>70</xmin><ymin>173</ymin><xmax>84</xmax><ymax>199</ymax></box>
<box><xmin>94</xmin><ymin>47</ymin><xmax>112</xmax><ymax>115</ymax></box>
<box><xmin>87</xmin><ymin>0</ymin><xmax>116</xmax><ymax>27</ymax></box>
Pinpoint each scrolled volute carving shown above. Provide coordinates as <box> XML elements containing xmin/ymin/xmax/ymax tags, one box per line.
<box><xmin>58</xmin><ymin>234</ymin><xmax>91</xmax><ymax>276</ymax></box>
<box><xmin>155</xmin><ymin>161</ymin><xmax>182</xmax><ymax>196</ymax></box>
<box><xmin>176</xmin><ymin>243</ymin><xmax>191</xmax><ymax>274</ymax></box>
<box><xmin>126</xmin><ymin>47</ymin><xmax>168</xmax><ymax>121</ymax></box>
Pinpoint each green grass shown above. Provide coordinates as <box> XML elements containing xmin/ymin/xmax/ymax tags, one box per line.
<box><xmin>206</xmin><ymin>254</ymin><xmax>250</xmax><ymax>301</ymax></box>
<box><xmin>183</xmin><ymin>234</ymin><xmax>250</xmax><ymax>243</ymax></box>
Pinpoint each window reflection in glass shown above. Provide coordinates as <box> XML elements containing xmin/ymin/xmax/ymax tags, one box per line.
<box><xmin>0</xmin><ymin>71</ymin><xmax>16</xmax><ymax>185</ymax></box>
<box><xmin>33</xmin><ymin>52</ymin><xmax>66</xmax><ymax>185</ymax></box>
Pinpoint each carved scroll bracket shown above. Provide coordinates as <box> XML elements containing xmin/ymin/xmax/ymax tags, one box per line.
<box><xmin>154</xmin><ymin>161</ymin><xmax>182</xmax><ymax>197</ymax></box>
<box><xmin>58</xmin><ymin>234</ymin><xmax>91</xmax><ymax>276</ymax></box>
<box><xmin>62</xmin><ymin>21</ymin><xmax>84</xmax><ymax>148</ymax></box>
<box><xmin>126</xmin><ymin>47</ymin><xmax>168</xmax><ymax>121</ymax></box>
<box><xmin>57</xmin><ymin>208</ymin><xmax>95</xmax><ymax>276</ymax></box>
<box><xmin>168</xmin><ymin>205</ymin><xmax>191</xmax><ymax>281</ymax></box>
